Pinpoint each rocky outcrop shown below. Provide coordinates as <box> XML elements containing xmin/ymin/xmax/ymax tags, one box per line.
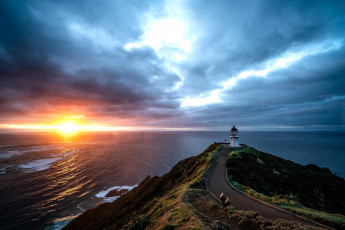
<box><xmin>105</xmin><ymin>189</ymin><xmax>128</xmax><ymax>197</ymax></box>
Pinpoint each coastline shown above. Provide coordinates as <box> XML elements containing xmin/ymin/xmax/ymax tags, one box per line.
<box><xmin>63</xmin><ymin>144</ymin><xmax>345</xmax><ymax>229</ymax></box>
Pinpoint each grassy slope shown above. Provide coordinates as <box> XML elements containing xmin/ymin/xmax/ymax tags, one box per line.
<box><xmin>64</xmin><ymin>144</ymin><xmax>325</xmax><ymax>230</ymax></box>
<box><xmin>121</xmin><ymin>145</ymin><xmax>228</xmax><ymax>230</ymax></box>
<box><xmin>227</xmin><ymin>146</ymin><xmax>345</xmax><ymax>229</ymax></box>
<box><xmin>64</xmin><ymin>144</ymin><xmax>229</xmax><ymax>230</ymax></box>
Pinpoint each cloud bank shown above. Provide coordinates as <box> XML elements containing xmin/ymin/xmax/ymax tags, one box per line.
<box><xmin>0</xmin><ymin>0</ymin><xmax>344</xmax><ymax>130</ymax></box>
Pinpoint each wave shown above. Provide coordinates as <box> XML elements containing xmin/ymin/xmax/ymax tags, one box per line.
<box><xmin>77</xmin><ymin>204</ymin><xmax>85</xmax><ymax>211</ymax></box>
<box><xmin>18</xmin><ymin>149</ymin><xmax>79</xmax><ymax>172</ymax></box>
<box><xmin>0</xmin><ymin>145</ymin><xmax>14</xmax><ymax>148</ymax></box>
<box><xmin>0</xmin><ymin>145</ymin><xmax>63</xmax><ymax>160</ymax></box>
<box><xmin>27</xmin><ymin>145</ymin><xmax>63</xmax><ymax>152</ymax></box>
<box><xmin>43</xmin><ymin>184</ymin><xmax>134</xmax><ymax>230</ymax></box>
<box><xmin>45</xmin><ymin>185</ymin><xmax>138</xmax><ymax>229</ymax></box>
<box><xmin>44</xmin><ymin>214</ymin><xmax>80</xmax><ymax>230</ymax></box>
<box><xmin>0</xmin><ymin>150</ymin><xmax>22</xmax><ymax>159</ymax></box>
<box><xmin>96</xmin><ymin>185</ymin><xmax>137</xmax><ymax>202</ymax></box>
<box><xmin>57</xmin><ymin>149</ymin><xmax>79</xmax><ymax>157</ymax></box>
<box><xmin>0</xmin><ymin>168</ymin><xmax>6</xmax><ymax>174</ymax></box>
<box><xmin>19</xmin><ymin>157</ymin><xmax>63</xmax><ymax>171</ymax></box>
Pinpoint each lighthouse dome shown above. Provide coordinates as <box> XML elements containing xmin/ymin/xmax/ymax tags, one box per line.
<box><xmin>231</xmin><ymin>126</ymin><xmax>238</xmax><ymax>131</ymax></box>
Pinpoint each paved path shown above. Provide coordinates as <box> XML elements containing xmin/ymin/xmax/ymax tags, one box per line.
<box><xmin>208</xmin><ymin>146</ymin><xmax>326</xmax><ymax>228</ymax></box>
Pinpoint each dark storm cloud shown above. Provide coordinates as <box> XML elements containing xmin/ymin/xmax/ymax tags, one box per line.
<box><xmin>177</xmin><ymin>0</ymin><xmax>345</xmax><ymax>95</ymax></box>
<box><xmin>0</xmin><ymin>0</ymin><xmax>344</xmax><ymax>129</ymax></box>
<box><xmin>0</xmin><ymin>0</ymin><xmax>181</xmax><ymax>124</ymax></box>
<box><xmin>181</xmin><ymin>45</ymin><xmax>345</xmax><ymax>130</ymax></box>
<box><xmin>173</xmin><ymin>0</ymin><xmax>345</xmax><ymax>130</ymax></box>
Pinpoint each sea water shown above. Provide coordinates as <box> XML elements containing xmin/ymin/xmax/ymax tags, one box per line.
<box><xmin>0</xmin><ymin>131</ymin><xmax>344</xmax><ymax>229</ymax></box>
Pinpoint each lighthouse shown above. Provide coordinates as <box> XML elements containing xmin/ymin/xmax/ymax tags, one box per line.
<box><xmin>230</xmin><ymin>126</ymin><xmax>240</xmax><ymax>148</ymax></box>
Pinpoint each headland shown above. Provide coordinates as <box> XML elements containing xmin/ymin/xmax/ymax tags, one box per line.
<box><xmin>63</xmin><ymin>144</ymin><xmax>345</xmax><ymax>230</ymax></box>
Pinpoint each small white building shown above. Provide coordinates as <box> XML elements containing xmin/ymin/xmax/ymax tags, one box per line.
<box><xmin>230</xmin><ymin>126</ymin><xmax>240</xmax><ymax>148</ymax></box>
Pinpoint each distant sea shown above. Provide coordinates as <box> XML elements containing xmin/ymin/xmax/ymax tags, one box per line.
<box><xmin>0</xmin><ymin>131</ymin><xmax>344</xmax><ymax>229</ymax></box>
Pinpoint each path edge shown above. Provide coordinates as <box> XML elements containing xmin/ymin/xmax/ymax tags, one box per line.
<box><xmin>224</xmin><ymin>164</ymin><xmax>334</xmax><ymax>230</ymax></box>
<box><xmin>206</xmin><ymin>145</ymin><xmax>223</xmax><ymax>204</ymax></box>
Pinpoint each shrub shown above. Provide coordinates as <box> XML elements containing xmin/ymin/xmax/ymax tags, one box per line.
<box><xmin>161</xmin><ymin>224</ymin><xmax>176</xmax><ymax>230</ymax></box>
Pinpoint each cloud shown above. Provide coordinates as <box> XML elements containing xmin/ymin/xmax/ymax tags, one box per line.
<box><xmin>0</xmin><ymin>0</ymin><xmax>344</xmax><ymax>130</ymax></box>
<box><xmin>179</xmin><ymin>45</ymin><xmax>345</xmax><ymax>129</ymax></box>
<box><xmin>181</xmin><ymin>39</ymin><xmax>343</xmax><ymax>107</ymax></box>
<box><xmin>0</xmin><ymin>0</ymin><xmax>182</xmax><ymax>126</ymax></box>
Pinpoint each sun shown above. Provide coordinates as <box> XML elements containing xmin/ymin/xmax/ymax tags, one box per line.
<box><xmin>56</xmin><ymin>121</ymin><xmax>80</xmax><ymax>136</ymax></box>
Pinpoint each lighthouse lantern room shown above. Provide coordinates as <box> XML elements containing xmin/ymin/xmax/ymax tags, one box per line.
<box><xmin>230</xmin><ymin>126</ymin><xmax>240</xmax><ymax>148</ymax></box>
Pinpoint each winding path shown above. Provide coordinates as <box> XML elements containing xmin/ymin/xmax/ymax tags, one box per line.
<box><xmin>207</xmin><ymin>146</ymin><xmax>329</xmax><ymax>229</ymax></box>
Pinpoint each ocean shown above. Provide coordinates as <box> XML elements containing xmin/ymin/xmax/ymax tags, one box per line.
<box><xmin>0</xmin><ymin>131</ymin><xmax>344</xmax><ymax>229</ymax></box>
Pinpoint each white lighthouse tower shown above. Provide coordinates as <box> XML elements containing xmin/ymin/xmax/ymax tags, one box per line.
<box><xmin>230</xmin><ymin>126</ymin><xmax>240</xmax><ymax>148</ymax></box>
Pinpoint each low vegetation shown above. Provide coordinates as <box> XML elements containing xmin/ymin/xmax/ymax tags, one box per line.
<box><xmin>64</xmin><ymin>144</ymin><xmax>226</xmax><ymax>230</ymax></box>
<box><xmin>228</xmin><ymin>209</ymin><xmax>324</xmax><ymax>230</ymax></box>
<box><xmin>64</xmin><ymin>144</ymin><xmax>331</xmax><ymax>229</ymax></box>
<box><xmin>227</xmin><ymin>146</ymin><xmax>345</xmax><ymax>229</ymax></box>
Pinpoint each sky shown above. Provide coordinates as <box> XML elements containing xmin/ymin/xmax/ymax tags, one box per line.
<box><xmin>0</xmin><ymin>0</ymin><xmax>345</xmax><ymax>131</ymax></box>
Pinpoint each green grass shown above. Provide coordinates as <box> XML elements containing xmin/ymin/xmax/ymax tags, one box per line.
<box><xmin>161</xmin><ymin>224</ymin><xmax>176</xmax><ymax>230</ymax></box>
<box><xmin>206</xmin><ymin>145</ymin><xmax>222</xmax><ymax>164</ymax></box>
<box><xmin>283</xmin><ymin>206</ymin><xmax>345</xmax><ymax>227</ymax></box>
<box><xmin>230</xmin><ymin>177</ymin><xmax>345</xmax><ymax>228</ymax></box>
<box><xmin>123</xmin><ymin>215</ymin><xmax>150</xmax><ymax>230</ymax></box>
<box><xmin>227</xmin><ymin>209</ymin><xmax>321</xmax><ymax>230</ymax></box>
<box><xmin>125</xmin><ymin>144</ymin><xmax>329</xmax><ymax>229</ymax></box>
<box><xmin>227</xmin><ymin>146</ymin><xmax>345</xmax><ymax>229</ymax></box>
<box><xmin>228</xmin><ymin>145</ymin><xmax>257</xmax><ymax>157</ymax></box>
<box><xmin>132</xmin><ymin>144</ymin><xmax>224</xmax><ymax>229</ymax></box>
<box><xmin>66</xmin><ymin>143</ymin><xmax>333</xmax><ymax>230</ymax></box>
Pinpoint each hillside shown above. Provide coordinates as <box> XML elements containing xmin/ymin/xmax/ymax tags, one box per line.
<box><xmin>63</xmin><ymin>144</ymin><xmax>226</xmax><ymax>229</ymax></box>
<box><xmin>63</xmin><ymin>144</ymin><xmax>334</xmax><ymax>229</ymax></box>
<box><xmin>227</xmin><ymin>145</ymin><xmax>345</xmax><ymax>229</ymax></box>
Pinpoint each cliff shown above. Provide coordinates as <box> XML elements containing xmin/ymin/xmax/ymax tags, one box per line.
<box><xmin>64</xmin><ymin>144</ymin><xmax>223</xmax><ymax>230</ymax></box>
<box><xmin>63</xmin><ymin>144</ymin><xmax>345</xmax><ymax>229</ymax></box>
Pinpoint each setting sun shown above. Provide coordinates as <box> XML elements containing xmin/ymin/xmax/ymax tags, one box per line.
<box><xmin>56</xmin><ymin>121</ymin><xmax>80</xmax><ymax>135</ymax></box>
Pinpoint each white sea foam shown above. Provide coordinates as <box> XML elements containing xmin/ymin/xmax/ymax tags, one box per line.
<box><xmin>0</xmin><ymin>168</ymin><xmax>6</xmax><ymax>174</ymax></box>
<box><xmin>44</xmin><ymin>215</ymin><xmax>80</xmax><ymax>230</ymax></box>
<box><xmin>0</xmin><ymin>150</ymin><xmax>22</xmax><ymax>159</ymax></box>
<box><xmin>96</xmin><ymin>185</ymin><xmax>137</xmax><ymax>202</ymax></box>
<box><xmin>19</xmin><ymin>157</ymin><xmax>62</xmax><ymax>171</ymax></box>
<box><xmin>0</xmin><ymin>145</ymin><xmax>14</xmax><ymax>148</ymax></box>
<box><xmin>0</xmin><ymin>145</ymin><xmax>63</xmax><ymax>160</ymax></box>
<box><xmin>77</xmin><ymin>204</ymin><xmax>85</xmax><ymax>211</ymax></box>
<box><xmin>18</xmin><ymin>149</ymin><xmax>79</xmax><ymax>172</ymax></box>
